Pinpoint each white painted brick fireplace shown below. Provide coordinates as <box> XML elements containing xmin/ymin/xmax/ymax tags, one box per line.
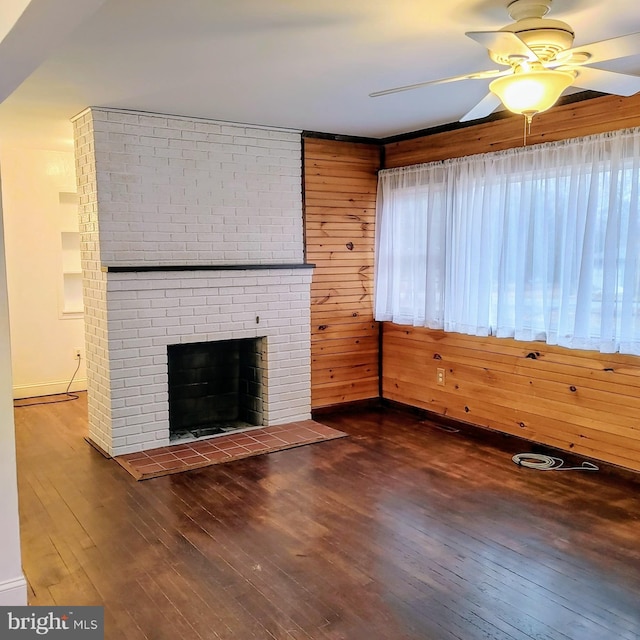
<box><xmin>72</xmin><ymin>107</ymin><xmax>312</xmax><ymax>456</ymax></box>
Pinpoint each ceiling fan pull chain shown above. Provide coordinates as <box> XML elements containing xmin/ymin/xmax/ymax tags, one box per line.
<box><xmin>523</xmin><ymin>112</ymin><xmax>534</xmax><ymax>146</ymax></box>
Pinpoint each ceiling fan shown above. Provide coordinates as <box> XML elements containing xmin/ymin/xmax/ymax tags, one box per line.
<box><xmin>370</xmin><ymin>0</ymin><xmax>640</xmax><ymax>124</ymax></box>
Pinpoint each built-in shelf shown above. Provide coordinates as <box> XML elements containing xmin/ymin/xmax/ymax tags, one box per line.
<box><xmin>62</xmin><ymin>272</ymin><xmax>83</xmax><ymax>314</ymax></box>
<box><xmin>59</xmin><ymin>193</ymin><xmax>83</xmax><ymax>317</ymax></box>
<box><xmin>61</xmin><ymin>231</ymin><xmax>81</xmax><ymax>273</ymax></box>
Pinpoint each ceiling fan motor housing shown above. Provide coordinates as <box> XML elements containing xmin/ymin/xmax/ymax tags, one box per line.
<box><xmin>507</xmin><ymin>0</ymin><xmax>552</xmax><ymax>21</ymax></box>
<box><xmin>491</xmin><ymin>18</ymin><xmax>575</xmax><ymax>65</ymax></box>
<box><xmin>490</xmin><ymin>0</ymin><xmax>575</xmax><ymax>65</ymax></box>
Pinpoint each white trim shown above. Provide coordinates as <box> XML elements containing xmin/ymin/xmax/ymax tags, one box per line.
<box><xmin>13</xmin><ymin>378</ymin><xmax>87</xmax><ymax>399</ymax></box>
<box><xmin>0</xmin><ymin>576</ymin><xmax>27</xmax><ymax>605</ymax></box>
<box><xmin>0</xmin><ymin>0</ymin><xmax>108</xmax><ymax>104</ymax></box>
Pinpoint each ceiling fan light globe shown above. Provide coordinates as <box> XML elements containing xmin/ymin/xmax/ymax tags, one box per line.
<box><xmin>489</xmin><ymin>69</ymin><xmax>574</xmax><ymax>116</ymax></box>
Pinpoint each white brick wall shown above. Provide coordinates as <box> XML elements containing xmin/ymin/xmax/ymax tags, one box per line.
<box><xmin>83</xmin><ymin>108</ymin><xmax>303</xmax><ymax>266</ymax></box>
<box><xmin>106</xmin><ymin>270</ymin><xmax>312</xmax><ymax>455</ymax></box>
<box><xmin>74</xmin><ymin>110</ymin><xmax>113</xmax><ymax>453</ymax></box>
<box><xmin>72</xmin><ymin>108</ymin><xmax>311</xmax><ymax>456</ymax></box>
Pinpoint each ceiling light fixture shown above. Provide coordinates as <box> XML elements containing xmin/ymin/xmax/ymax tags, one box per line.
<box><xmin>489</xmin><ymin>64</ymin><xmax>575</xmax><ymax>122</ymax></box>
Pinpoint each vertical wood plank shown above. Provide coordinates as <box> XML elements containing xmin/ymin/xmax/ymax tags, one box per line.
<box><xmin>303</xmin><ymin>137</ymin><xmax>381</xmax><ymax>408</ymax></box>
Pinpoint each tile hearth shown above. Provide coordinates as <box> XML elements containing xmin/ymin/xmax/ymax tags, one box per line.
<box><xmin>114</xmin><ymin>420</ymin><xmax>347</xmax><ymax>480</ymax></box>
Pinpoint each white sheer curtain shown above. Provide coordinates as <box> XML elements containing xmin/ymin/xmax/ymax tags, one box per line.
<box><xmin>375</xmin><ymin>127</ymin><xmax>640</xmax><ymax>355</ymax></box>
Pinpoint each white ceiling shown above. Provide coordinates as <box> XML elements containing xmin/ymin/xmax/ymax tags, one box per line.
<box><xmin>1</xmin><ymin>0</ymin><xmax>640</xmax><ymax>149</ymax></box>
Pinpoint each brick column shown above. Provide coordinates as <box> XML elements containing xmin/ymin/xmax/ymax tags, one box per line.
<box><xmin>72</xmin><ymin>108</ymin><xmax>310</xmax><ymax>456</ymax></box>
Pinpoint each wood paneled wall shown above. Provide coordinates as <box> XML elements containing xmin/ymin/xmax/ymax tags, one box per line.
<box><xmin>383</xmin><ymin>325</ymin><xmax>640</xmax><ymax>472</ymax></box>
<box><xmin>381</xmin><ymin>93</ymin><xmax>640</xmax><ymax>472</ymax></box>
<box><xmin>385</xmin><ymin>93</ymin><xmax>640</xmax><ymax>167</ymax></box>
<box><xmin>303</xmin><ymin>137</ymin><xmax>380</xmax><ymax>408</ymax></box>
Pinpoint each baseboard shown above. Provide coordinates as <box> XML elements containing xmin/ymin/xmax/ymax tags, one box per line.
<box><xmin>312</xmin><ymin>398</ymin><xmax>383</xmax><ymax>417</ymax></box>
<box><xmin>0</xmin><ymin>575</ymin><xmax>27</xmax><ymax>605</ymax></box>
<box><xmin>13</xmin><ymin>379</ymin><xmax>87</xmax><ymax>400</ymax></box>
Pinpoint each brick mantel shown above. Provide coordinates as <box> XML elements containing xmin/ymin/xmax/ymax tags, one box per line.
<box><xmin>102</xmin><ymin>263</ymin><xmax>313</xmax><ymax>272</ymax></box>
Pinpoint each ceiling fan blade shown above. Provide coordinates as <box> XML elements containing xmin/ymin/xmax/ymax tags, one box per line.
<box><xmin>465</xmin><ymin>30</ymin><xmax>539</xmax><ymax>62</ymax></box>
<box><xmin>570</xmin><ymin>67</ymin><xmax>640</xmax><ymax>96</ymax></box>
<box><xmin>369</xmin><ymin>69</ymin><xmax>509</xmax><ymax>98</ymax></box>
<box><xmin>558</xmin><ymin>32</ymin><xmax>640</xmax><ymax>66</ymax></box>
<box><xmin>459</xmin><ymin>93</ymin><xmax>503</xmax><ymax>122</ymax></box>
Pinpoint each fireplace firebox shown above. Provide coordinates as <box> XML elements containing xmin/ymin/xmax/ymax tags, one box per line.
<box><xmin>167</xmin><ymin>338</ymin><xmax>265</xmax><ymax>441</ymax></box>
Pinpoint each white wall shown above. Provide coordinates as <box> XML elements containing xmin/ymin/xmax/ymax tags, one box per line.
<box><xmin>0</xmin><ymin>172</ymin><xmax>27</xmax><ymax>604</ymax></box>
<box><xmin>1</xmin><ymin>146</ymin><xmax>87</xmax><ymax>398</ymax></box>
<box><xmin>0</xmin><ymin>0</ymin><xmax>31</xmax><ymax>41</ymax></box>
<box><xmin>0</xmin><ymin>0</ymin><xmax>108</xmax><ymax>609</ymax></box>
<box><xmin>0</xmin><ymin>0</ymin><xmax>107</xmax><ymax>103</ymax></box>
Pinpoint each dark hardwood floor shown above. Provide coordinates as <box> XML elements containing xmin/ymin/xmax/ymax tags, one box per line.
<box><xmin>13</xmin><ymin>393</ymin><xmax>640</xmax><ymax>639</ymax></box>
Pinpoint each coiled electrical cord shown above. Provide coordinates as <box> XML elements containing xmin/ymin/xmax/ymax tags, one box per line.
<box><xmin>13</xmin><ymin>355</ymin><xmax>82</xmax><ymax>408</ymax></box>
<box><xmin>512</xmin><ymin>452</ymin><xmax>599</xmax><ymax>472</ymax></box>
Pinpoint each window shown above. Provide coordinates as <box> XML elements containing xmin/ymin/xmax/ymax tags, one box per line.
<box><xmin>375</xmin><ymin>127</ymin><xmax>640</xmax><ymax>355</ymax></box>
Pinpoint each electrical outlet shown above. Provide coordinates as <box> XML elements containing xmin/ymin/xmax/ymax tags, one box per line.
<box><xmin>74</xmin><ymin>349</ymin><xmax>82</xmax><ymax>360</ymax></box>
<box><xmin>436</xmin><ymin>367</ymin><xmax>445</xmax><ymax>386</ymax></box>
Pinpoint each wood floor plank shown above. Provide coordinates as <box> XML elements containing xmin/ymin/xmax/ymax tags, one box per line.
<box><xmin>13</xmin><ymin>393</ymin><xmax>640</xmax><ymax>639</ymax></box>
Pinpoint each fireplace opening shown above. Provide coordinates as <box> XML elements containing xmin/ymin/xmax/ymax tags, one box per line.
<box><xmin>167</xmin><ymin>338</ymin><xmax>265</xmax><ymax>441</ymax></box>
